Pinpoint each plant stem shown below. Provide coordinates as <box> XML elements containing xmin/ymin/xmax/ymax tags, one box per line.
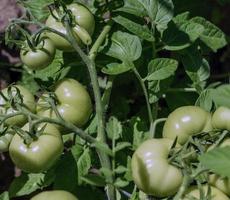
<box><xmin>133</xmin><ymin>68</ymin><xmax>153</xmax><ymax>127</ymax></box>
<box><xmin>173</xmin><ymin>174</ymin><xmax>191</xmax><ymax>200</ymax></box>
<box><xmin>149</xmin><ymin>118</ymin><xmax>167</xmax><ymax>138</ymax></box>
<box><xmin>167</xmin><ymin>88</ymin><xmax>197</xmax><ymax>93</ymax></box>
<box><xmin>63</xmin><ymin>19</ymin><xmax>115</xmax><ymax>200</ymax></box>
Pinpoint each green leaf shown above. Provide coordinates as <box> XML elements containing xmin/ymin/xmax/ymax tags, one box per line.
<box><xmin>0</xmin><ymin>192</ymin><xmax>9</xmax><ymax>200</ymax></box>
<box><xmin>116</xmin><ymin>0</ymin><xmax>146</xmax><ymax>17</ymax></box>
<box><xmin>162</xmin><ymin>21</ymin><xmax>204</xmax><ymax>51</ymax></box>
<box><xmin>196</xmin><ymin>89</ymin><xmax>214</xmax><ymax>112</ymax></box>
<box><xmin>137</xmin><ymin>0</ymin><xmax>174</xmax><ymax>32</ymax></box>
<box><xmin>114</xmin><ymin>142</ymin><xmax>131</xmax><ymax>152</ymax></box>
<box><xmin>146</xmin><ymin>58</ymin><xmax>178</xmax><ymax>81</ymax></box>
<box><xmin>104</xmin><ymin>31</ymin><xmax>142</xmax><ymax>63</ymax></box>
<box><xmin>173</xmin><ymin>11</ymin><xmax>190</xmax><ymax>23</ymax></box>
<box><xmin>199</xmin><ymin>146</ymin><xmax>230</xmax><ymax>177</ymax></box>
<box><xmin>106</xmin><ymin>116</ymin><xmax>122</xmax><ymax>140</ymax></box>
<box><xmin>102</xmin><ymin>62</ymin><xmax>134</xmax><ymax>75</ymax></box>
<box><xmin>211</xmin><ymin>85</ymin><xmax>230</xmax><ymax>108</ymax></box>
<box><xmin>180</xmin><ymin>46</ymin><xmax>210</xmax><ymax>84</ymax></box>
<box><xmin>190</xmin><ymin>17</ymin><xmax>227</xmax><ymax>52</ymax></box>
<box><xmin>114</xmin><ymin>166</ymin><xmax>128</xmax><ymax>174</ymax></box>
<box><xmin>81</xmin><ymin>174</ymin><xmax>106</xmax><ymax>187</ymax></box>
<box><xmin>77</xmin><ymin>148</ymin><xmax>91</xmax><ymax>184</ymax></box>
<box><xmin>114</xmin><ymin>178</ymin><xmax>129</xmax><ymax>188</ymax></box>
<box><xmin>22</xmin><ymin>0</ymin><xmax>52</xmax><ymax>21</ymax></box>
<box><xmin>132</xmin><ymin>117</ymin><xmax>147</xmax><ymax>149</ymax></box>
<box><xmin>9</xmin><ymin>173</ymin><xmax>50</xmax><ymax>197</ymax></box>
<box><xmin>113</xmin><ymin>16</ymin><xmax>154</xmax><ymax>42</ymax></box>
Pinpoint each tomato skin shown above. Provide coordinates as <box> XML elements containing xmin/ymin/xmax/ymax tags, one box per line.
<box><xmin>163</xmin><ymin>106</ymin><xmax>212</xmax><ymax>144</ymax></box>
<box><xmin>31</xmin><ymin>190</ymin><xmax>78</xmax><ymax>200</ymax></box>
<box><xmin>37</xmin><ymin>78</ymin><xmax>92</xmax><ymax>129</ymax></box>
<box><xmin>45</xmin><ymin>3</ymin><xmax>95</xmax><ymax>51</ymax></box>
<box><xmin>183</xmin><ymin>185</ymin><xmax>229</xmax><ymax>200</ymax></box>
<box><xmin>131</xmin><ymin>138</ymin><xmax>183</xmax><ymax>197</ymax></box>
<box><xmin>0</xmin><ymin>132</ymin><xmax>14</xmax><ymax>152</ymax></box>
<box><xmin>0</xmin><ymin>85</ymin><xmax>35</xmax><ymax>126</ymax></box>
<box><xmin>212</xmin><ymin>106</ymin><xmax>230</xmax><ymax>131</ymax></box>
<box><xmin>20</xmin><ymin>38</ymin><xmax>56</xmax><ymax>70</ymax></box>
<box><xmin>9</xmin><ymin>123</ymin><xmax>63</xmax><ymax>173</ymax></box>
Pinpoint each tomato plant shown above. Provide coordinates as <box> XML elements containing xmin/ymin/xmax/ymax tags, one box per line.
<box><xmin>9</xmin><ymin>123</ymin><xmax>63</xmax><ymax>173</ymax></box>
<box><xmin>37</xmin><ymin>78</ymin><xmax>92</xmax><ymax>129</ymax></box>
<box><xmin>31</xmin><ymin>190</ymin><xmax>78</xmax><ymax>200</ymax></box>
<box><xmin>162</xmin><ymin>106</ymin><xmax>212</xmax><ymax>144</ymax></box>
<box><xmin>1</xmin><ymin>0</ymin><xmax>230</xmax><ymax>200</ymax></box>
<box><xmin>45</xmin><ymin>3</ymin><xmax>95</xmax><ymax>51</ymax></box>
<box><xmin>20</xmin><ymin>37</ymin><xmax>56</xmax><ymax>70</ymax></box>
<box><xmin>131</xmin><ymin>138</ymin><xmax>183</xmax><ymax>197</ymax></box>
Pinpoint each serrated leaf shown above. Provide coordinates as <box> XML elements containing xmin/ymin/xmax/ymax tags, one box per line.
<box><xmin>173</xmin><ymin>11</ymin><xmax>190</xmax><ymax>23</ymax></box>
<box><xmin>146</xmin><ymin>58</ymin><xmax>178</xmax><ymax>81</ymax></box>
<box><xmin>106</xmin><ymin>116</ymin><xmax>122</xmax><ymax>141</ymax></box>
<box><xmin>9</xmin><ymin>173</ymin><xmax>49</xmax><ymax>197</ymax></box>
<box><xmin>116</xmin><ymin>0</ymin><xmax>146</xmax><ymax>17</ymax></box>
<box><xmin>162</xmin><ymin>21</ymin><xmax>204</xmax><ymax>51</ymax></box>
<box><xmin>199</xmin><ymin>146</ymin><xmax>230</xmax><ymax>177</ymax></box>
<box><xmin>102</xmin><ymin>62</ymin><xmax>134</xmax><ymax>75</ymax></box>
<box><xmin>114</xmin><ymin>166</ymin><xmax>128</xmax><ymax>174</ymax></box>
<box><xmin>77</xmin><ymin>148</ymin><xmax>91</xmax><ymax>184</ymax></box>
<box><xmin>114</xmin><ymin>178</ymin><xmax>129</xmax><ymax>188</ymax></box>
<box><xmin>0</xmin><ymin>192</ymin><xmax>9</xmax><ymax>200</ymax></box>
<box><xmin>190</xmin><ymin>17</ymin><xmax>227</xmax><ymax>52</ymax></box>
<box><xmin>81</xmin><ymin>174</ymin><xmax>106</xmax><ymax>187</ymax></box>
<box><xmin>113</xmin><ymin>16</ymin><xmax>154</xmax><ymax>42</ymax></box>
<box><xmin>137</xmin><ymin>0</ymin><xmax>174</xmax><ymax>32</ymax></box>
<box><xmin>104</xmin><ymin>31</ymin><xmax>142</xmax><ymax>63</ymax></box>
<box><xmin>115</xmin><ymin>142</ymin><xmax>131</xmax><ymax>152</ymax></box>
<box><xmin>211</xmin><ymin>85</ymin><xmax>230</xmax><ymax>108</ymax></box>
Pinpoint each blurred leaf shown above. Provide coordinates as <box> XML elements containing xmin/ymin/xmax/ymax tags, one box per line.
<box><xmin>199</xmin><ymin>146</ymin><xmax>230</xmax><ymax>177</ymax></box>
<box><xmin>137</xmin><ymin>0</ymin><xmax>174</xmax><ymax>32</ymax></box>
<box><xmin>114</xmin><ymin>166</ymin><xmax>128</xmax><ymax>174</ymax></box>
<box><xmin>173</xmin><ymin>11</ymin><xmax>190</xmax><ymax>23</ymax></box>
<box><xmin>106</xmin><ymin>116</ymin><xmax>122</xmax><ymax>141</ymax></box>
<box><xmin>190</xmin><ymin>17</ymin><xmax>227</xmax><ymax>52</ymax></box>
<box><xmin>114</xmin><ymin>178</ymin><xmax>129</xmax><ymax>188</ymax></box>
<box><xmin>115</xmin><ymin>142</ymin><xmax>131</xmax><ymax>152</ymax></box>
<box><xmin>113</xmin><ymin>16</ymin><xmax>154</xmax><ymax>42</ymax></box>
<box><xmin>0</xmin><ymin>192</ymin><xmax>9</xmax><ymax>200</ymax></box>
<box><xmin>102</xmin><ymin>62</ymin><xmax>134</xmax><ymax>75</ymax></box>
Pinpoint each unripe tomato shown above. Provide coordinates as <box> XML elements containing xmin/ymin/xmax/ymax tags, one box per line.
<box><xmin>131</xmin><ymin>138</ymin><xmax>183</xmax><ymax>197</ymax></box>
<box><xmin>45</xmin><ymin>3</ymin><xmax>95</xmax><ymax>51</ymax></box>
<box><xmin>0</xmin><ymin>131</ymin><xmax>14</xmax><ymax>152</ymax></box>
<box><xmin>20</xmin><ymin>38</ymin><xmax>56</xmax><ymax>70</ymax></box>
<box><xmin>9</xmin><ymin>123</ymin><xmax>63</xmax><ymax>173</ymax></box>
<box><xmin>37</xmin><ymin>78</ymin><xmax>92</xmax><ymax>129</ymax></box>
<box><xmin>212</xmin><ymin>106</ymin><xmax>230</xmax><ymax>131</ymax></box>
<box><xmin>31</xmin><ymin>190</ymin><xmax>78</xmax><ymax>200</ymax></box>
<box><xmin>183</xmin><ymin>185</ymin><xmax>229</xmax><ymax>200</ymax></box>
<box><xmin>0</xmin><ymin>85</ymin><xmax>35</xmax><ymax>126</ymax></box>
<box><xmin>163</xmin><ymin>106</ymin><xmax>212</xmax><ymax>144</ymax></box>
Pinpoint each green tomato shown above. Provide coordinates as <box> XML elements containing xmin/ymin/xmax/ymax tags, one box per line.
<box><xmin>183</xmin><ymin>185</ymin><xmax>229</xmax><ymax>200</ymax></box>
<box><xmin>31</xmin><ymin>190</ymin><xmax>78</xmax><ymax>200</ymax></box>
<box><xmin>9</xmin><ymin>123</ymin><xmax>63</xmax><ymax>173</ymax></box>
<box><xmin>37</xmin><ymin>78</ymin><xmax>92</xmax><ymax>129</ymax></box>
<box><xmin>20</xmin><ymin>38</ymin><xmax>56</xmax><ymax>70</ymax></box>
<box><xmin>212</xmin><ymin>106</ymin><xmax>230</xmax><ymax>131</ymax></box>
<box><xmin>163</xmin><ymin>106</ymin><xmax>212</xmax><ymax>144</ymax></box>
<box><xmin>131</xmin><ymin>138</ymin><xmax>183</xmax><ymax>197</ymax></box>
<box><xmin>45</xmin><ymin>3</ymin><xmax>95</xmax><ymax>51</ymax></box>
<box><xmin>0</xmin><ymin>131</ymin><xmax>14</xmax><ymax>152</ymax></box>
<box><xmin>208</xmin><ymin>138</ymin><xmax>230</xmax><ymax>196</ymax></box>
<box><xmin>0</xmin><ymin>85</ymin><xmax>35</xmax><ymax>126</ymax></box>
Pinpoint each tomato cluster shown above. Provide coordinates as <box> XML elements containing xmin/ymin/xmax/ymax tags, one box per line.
<box><xmin>20</xmin><ymin>3</ymin><xmax>95</xmax><ymax>70</ymax></box>
<box><xmin>131</xmin><ymin>106</ymin><xmax>230</xmax><ymax>198</ymax></box>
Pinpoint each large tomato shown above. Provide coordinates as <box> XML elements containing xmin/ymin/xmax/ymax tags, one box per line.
<box><xmin>0</xmin><ymin>85</ymin><xmax>35</xmax><ymax>126</ymax></box>
<box><xmin>45</xmin><ymin>3</ymin><xmax>95</xmax><ymax>51</ymax></box>
<box><xmin>20</xmin><ymin>38</ymin><xmax>56</xmax><ymax>70</ymax></box>
<box><xmin>0</xmin><ymin>130</ymin><xmax>14</xmax><ymax>152</ymax></box>
<box><xmin>131</xmin><ymin>138</ymin><xmax>183</xmax><ymax>197</ymax></box>
<box><xmin>183</xmin><ymin>185</ymin><xmax>229</xmax><ymax>200</ymax></box>
<box><xmin>37</xmin><ymin>78</ymin><xmax>92</xmax><ymax>129</ymax></box>
<box><xmin>163</xmin><ymin>106</ymin><xmax>212</xmax><ymax>144</ymax></box>
<box><xmin>9</xmin><ymin>123</ymin><xmax>63</xmax><ymax>173</ymax></box>
<box><xmin>31</xmin><ymin>190</ymin><xmax>78</xmax><ymax>200</ymax></box>
<box><xmin>212</xmin><ymin>106</ymin><xmax>230</xmax><ymax>131</ymax></box>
